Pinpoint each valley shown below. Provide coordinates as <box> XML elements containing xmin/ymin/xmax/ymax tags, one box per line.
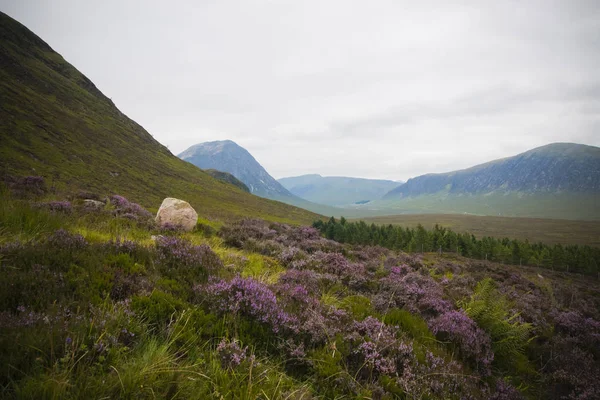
<box><xmin>359</xmin><ymin>213</ymin><xmax>600</xmax><ymax>247</ymax></box>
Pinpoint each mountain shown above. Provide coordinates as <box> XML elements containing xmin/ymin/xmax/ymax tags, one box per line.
<box><xmin>377</xmin><ymin>143</ymin><xmax>600</xmax><ymax>220</ymax></box>
<box><xmin>0</xmin><ymin>11</ymin><xmax>321</xmax><ymax>224</ymax></box>
<box><xmin>278</xmin><ymin>174</ymin><xmax>401</xmax><ymax>206</ymax></box>
<box><xmin>179</xmin><ymin>140</ymin><xmax>292</xmax><ymax>199</ymax></box>
<box><xmin>178</xmin><ymin>141</ymin><xmax>344</xmax><ymax>216</ymax></box>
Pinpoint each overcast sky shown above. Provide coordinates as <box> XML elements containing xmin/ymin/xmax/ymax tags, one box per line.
<box><xmin>2</xmin><ymin>0</ymin><xmax>599</xmax><ymax>180</ymax></box>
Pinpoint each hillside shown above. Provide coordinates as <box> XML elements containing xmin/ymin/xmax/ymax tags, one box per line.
<box><xmin>376</xmin><ymin>143</ymin><xmax>600</xmax><ymax>220</ymax></box>
<box><xmin>204</xmin><ymin>169</ymin><xmax>250</xmax><ymax>192</ymax></box>
<box><xmin>278</xmin><ymin>174</ymin><xmax>401</xmax><ymax>206</ymax></box>
<box><xmin>1</xmin><ymin>196</ymin><xmax>598</xmax><ymax>398</ymax></box>
<box><xmin>178</xmin><ymin>140</ymin><xmax>342</xmax><ymax>216</ymax></box>
<box><xmin>0</xmin><ymin>12</ymin><xmax>320</xmax><ymax>225</ymax></box>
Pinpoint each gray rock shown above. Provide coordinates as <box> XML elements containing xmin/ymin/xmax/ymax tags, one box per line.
<box><xmin>83</xmin><ymin>199</ymin><xmax>105</xmax><ymax>210</ymax></box>
<box><xmin>155</xmin><ymin>198</ymin><xmax>198</xmax><ymax>231</ymax></box>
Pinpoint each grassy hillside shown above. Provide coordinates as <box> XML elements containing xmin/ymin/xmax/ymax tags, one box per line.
<box><xmin>1</xmin><ymin>194</ymin><xmax>598</xmax><ymax>399</ymax></box>
<box><xmin>359</xmin><ymin>214</ymin><xmax>600</xmax><ymax>247</ymax></box>
<box><xmin>204</xmin><ymin>169</ymin><xmax>250</xmax><ymax>192</ymax></box>
<box><xmin>0</xmin><ymin>12</ymin><xmax>320</xmax><ymax>225</ymax></box>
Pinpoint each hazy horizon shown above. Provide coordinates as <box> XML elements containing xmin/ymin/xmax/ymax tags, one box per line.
<box><xmin>2</xmin><ymin>1</ymin><xmax>599</xmax><ymax>181</ymax></box>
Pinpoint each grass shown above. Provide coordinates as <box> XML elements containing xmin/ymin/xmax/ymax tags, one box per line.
<box><xmin>1</xmin><ymin>192</ymin><xmax>599</xmax><ymax>399</ymax></box>
<box><xmin>359</xmin><ymin>213</ymin><xmax>600</xmax><ymax>247</ymax></box>
<box><xmin>357</xmin><ymin>191</ymin><xmax>600</xmax><ymax>221</ymax></box>
<box><xmin>0</xmin><ymin>197</ymin><xmax>315</xmax><ymax>399</ymax></box>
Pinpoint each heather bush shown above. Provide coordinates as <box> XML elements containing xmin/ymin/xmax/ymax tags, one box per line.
<box><xmin>47</xmin><ymin>228</ymin><xmax>88</xmax><ymax>251</ymax></box>
<box><xmin>5</xmin><ymin>175</ymin><xmax>47</xmax><ymax>198</ymax></box>
<box><xmin>345</xmin><ymin>316</ymin><xmax>412</xmax><ymax>379</ymax></box>
<box><xmin>0</xmin><ymin>264</ymin><xmax>66</xmax><ymax>311</ymax></box>
<box><xmin>305</xmin><ymin>251</ymin><xmax>370</xmax><ymax>290</ymax></box>
<box><xmin>198</xmin><ymin>276</ymin><xmax>295</xmax><ymax>334</ymax></box>
<box><xmin>374</xmin><ymin>269</ymin><xmax>452</xmax><ymax>317</ymax></box>
<box><xmin>277</xmin><ymin>268</ymin><xmax>339</xmax><ymax>296</ymax></box>
<box><xmin>154</xmin><ymin>236</ymin><xmax>223</xmax><ymax>285</ymax></box>
<box><xmin>2</xmin><ymin>203</ymin><xmax>599</xmax><ymax>399</ymax></box>
<box><xmin>216</xmin><ymin>338</ymin><xmax>253</xmax><ymax>369</ymax></box>
<box><xmin>545</xmin><ymin>336</ymin><xmax>600</xmax><ymax>399</ymax></box>
<box><xmin>36</xmin><ymin>200</ymin><xmax>73</xmax><ymax>213</ymax></box>
<box><xmin>218</xmin><ymin>218</ymin><xmax>277</xmax><ymax>248</ymax></box>
<box><xmin>242</xmin><ymin>237</ymin><xmax>284</xmax><ymax>256</ymax></box>
<box><xmin>429</xmin><ymin>309</ymin><xmax>494</xmax><ymax>373</ymax></box>
<box><xmin>109</xmin><ymin>194</ymin><xmax>153</xmax><ymax>220</ymax></box>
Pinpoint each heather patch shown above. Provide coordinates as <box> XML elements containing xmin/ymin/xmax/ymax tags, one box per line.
<box><xmin>1</xmin><ymin>195</ymin><xmax>599</xmax><ymax>399</ymax></box>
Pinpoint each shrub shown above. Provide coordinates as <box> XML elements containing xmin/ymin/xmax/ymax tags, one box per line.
<box><xmin>154</xmin><ymin>236</ymin><xmax>222</xmax><ymax>285</ymax></box>
<box><xmin>5</xmin><ymin>175</ymin><xmax>47</xmax><ymax>198</ymax></box>
<box><xmin>36</xmin><ymin>201</ymin><xmax>73</xmax><ymax>213</ymax></box>
<box><xmin>429</xmin><ymin>310</ymin><xmax>494</xmax><ymax>373</ymax></box>
<box><xmin>197</xmin><ymin>276</ymin><xmax>295</xmax><ymax>334</ymax></box>
<box><xmin>109</xmin><ymin>195</ymin><xmax>153</xmax><ymax>220</ymax></box>
<box><xmin>216</xmin><ymin>338</ymin><xmax>253</xmax><ymax>369</ymax></box>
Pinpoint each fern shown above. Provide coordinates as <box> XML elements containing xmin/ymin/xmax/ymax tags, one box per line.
<box><xmin>459</xmin><ymin>278</ymin><xmax>535</xmax><ymax>373</ymax></box>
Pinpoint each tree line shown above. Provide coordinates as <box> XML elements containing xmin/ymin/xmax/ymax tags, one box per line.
<box><xmin>313</xmin><ymin>217</ymin><xmax>600</xmax><ymax>276</ymax></box>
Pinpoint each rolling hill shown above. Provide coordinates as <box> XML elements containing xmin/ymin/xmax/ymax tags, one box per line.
<box><xmin>0</xmin><ymin>11</ymin><xmax>321</xmax><ymax>224</ymax></box>
<box><xmin>278</xmin><ymin>174</ymin><xmax>401</xmax><ymax>206</ymax></box>
<box><xmin>373</xmin><ymin>143</ymin><xmax>600</xmax><ymax>220</ymax></box>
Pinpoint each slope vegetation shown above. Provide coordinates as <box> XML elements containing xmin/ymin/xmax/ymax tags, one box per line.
<box><xmin>0</xmin><ymin>12</ymin><xmax>320</xmax><ymax>224</ymax></box>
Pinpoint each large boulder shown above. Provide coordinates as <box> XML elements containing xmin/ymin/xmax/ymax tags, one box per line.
<box><xmin>155</xmin><ymin>198</ymin><xmax>198</xmax><ymax>231</ymax></box>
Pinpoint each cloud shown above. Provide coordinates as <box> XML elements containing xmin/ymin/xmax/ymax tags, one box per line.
<box><xmin>2</xmin><ymin>0</ymin><xmax>599</xmax><ymax>181</ymax></box>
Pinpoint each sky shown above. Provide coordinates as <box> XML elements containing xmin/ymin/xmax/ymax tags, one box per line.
<box><xmin>2</xmin><ymin>0</ymin><xmax>600</xmax><ymax>181</ymax></box>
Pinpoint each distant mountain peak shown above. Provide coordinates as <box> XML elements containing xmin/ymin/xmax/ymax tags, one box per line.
<box><xmin>178</xmin><ymin>140</ymin><xmax>294</xmax><ymax>199</ymax></box>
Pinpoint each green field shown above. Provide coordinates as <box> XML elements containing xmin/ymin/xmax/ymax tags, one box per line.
<box><xmin>359</xmin><ymin>213</ymin><xmax>600</xmax><ymax>247</ymax></box>
<box><xmin>349</xmin><ymin>192</ymin><xmax>600</xmax><ymax>221</ymax></box>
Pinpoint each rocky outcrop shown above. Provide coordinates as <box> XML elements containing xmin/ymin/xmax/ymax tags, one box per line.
<box><xmin>155</xmin><ymin>198</ymin><xmax>198</xmax><ymax>231</ymax></box>
<box><xmin>83</xmin><ymin>199</ymin><xmax>104</xmax><ymax>210</ymax></box>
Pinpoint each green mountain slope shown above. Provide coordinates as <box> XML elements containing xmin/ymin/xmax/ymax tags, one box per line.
<box><xmin>278</xmin><ymin>174</ymin><xmax>401</xmax><ymax>206</ymax></box>
<box><xmin>374</xmin><ymin>143</ymin><xmax>600</xmax><ymax>220</ymax></box>
<box><xmin>385</xmin><ymin>143</ymin><xmax>600</xmax><ymax>197</ymax></box>
<box><xmin>0</xmin><ymin>12</ymin><xmax>320</xmax><ymax>224</ymax></box>
<box><xmin>204</xmin><ymin>169</ymin><xmax>250</xmax><ymax>193</ymax></box>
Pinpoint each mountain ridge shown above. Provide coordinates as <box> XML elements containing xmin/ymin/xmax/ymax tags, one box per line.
<box><xmin>384</xmin><ymin>142</ymin><xmax>600</xmax><ymax>198</ymax></box>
